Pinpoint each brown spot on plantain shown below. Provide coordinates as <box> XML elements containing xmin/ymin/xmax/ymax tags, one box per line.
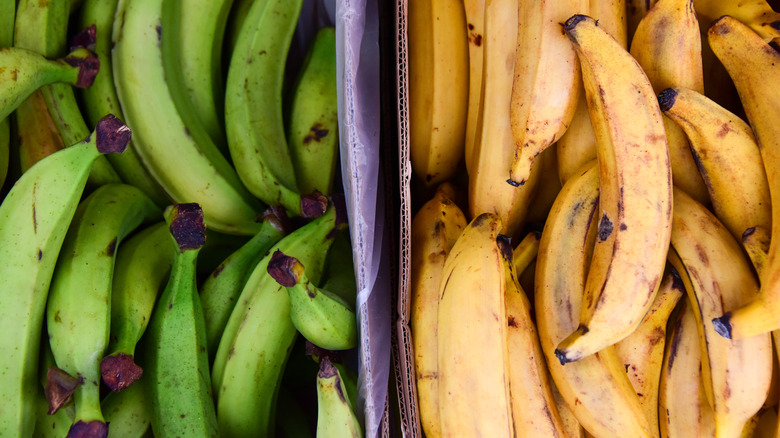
<box><xmin>716</xmin><ymin>123</ymin><xmax>731</xmax><ymax>138</ymax></box>
<box><xmin>648</xmin><ymin>326</ymin><xmax>665</xmax><ymax>347</ymax></box>
<box><xmin>105</xmin><ymin>237</ymin><xmax>117</xmax><ymax>257</ymax></box>
<box><xmin>508</xmin><ymin>316</ymin><xmax>518</xmax><ymax>328</ymax></box>
<box><xmin>303</xmin><ymin>123</ymin><xmax>329</xmax><ymax>144</ymax></box>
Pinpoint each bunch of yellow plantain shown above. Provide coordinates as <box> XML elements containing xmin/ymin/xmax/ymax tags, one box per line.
<box><xmin>408</xmin><ymin>0</ymin><xmax>780</xmax><ymax>436</ymax></box>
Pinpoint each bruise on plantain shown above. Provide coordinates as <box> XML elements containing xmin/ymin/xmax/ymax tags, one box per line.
<box><xmin>303</xmin><ymin>123</ymin><xmax>329</xmax><ymax>144</ymax></box>
<box><xmin>45</xmin><ymin>366</ymin><xmax>83</xmax><ymax>414</ymax></box>
<box><xmin>100</xmin><ymin>352</ymin><xmax>143</xmax><ymax>392</ymax></box>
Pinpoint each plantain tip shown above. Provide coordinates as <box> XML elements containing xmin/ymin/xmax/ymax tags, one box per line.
<box><xmin>67</xmin><ymin>420</ymin><xmax>108</xmax><ymax>438</ymax></box>
<box><xmin>100</xmin><ymin>353</ymin><xmax>143</xmax><ymax>392</ymax></box>
<box><xmin>95</xmin><ymin>115</ymin><xmax>132</xmax><ymax>154</ymax></box>
<box><xmin>168</xmin><ymin>203</ymin><xmax>206</xmax><ymax>251</ymax></box>
<box><xmin>657</xmin><ymin>88</ymin><xmax>678</xmax><ymax>112</ymax></box>
<box><xmin>267</xmin><ymin>250</ymin><xmax>300</xmax><ymax>287</ymax></box>
<box><xmin>563</xmin><ymin>14</ymin><xmax>591</xmax><ymax>38</ymax></box>
<box><xmin>301</xmin><ymin>190</ymin><xmax>329</xmax><ymax>218</ymax></box>
<box><xmin>69</xmin><ymin>25</ymin><xmax>97</xmax><ymax>51</ymax></box>
<box><xmin>45</xmin><ymin>367</ymin><xmax>83</xmax><ymax>415</ymax></box>
<box><xmin>554</xmin><ymin>349</ymin><xmax>572</xmax><ymax>366</ymax></box>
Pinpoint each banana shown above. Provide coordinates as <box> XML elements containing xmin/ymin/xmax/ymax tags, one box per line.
<box><xmin>556</xmin><ymin>0</ymin><xmax>627</xmax><ymax>186</ymax></box>
<box><xmin>629</xmin><ymin>0</ymin><xmax>709</xmax><ymax>205</ymax></box>
<box><xmin>706</xmin><ymin>16</ymin><xmax>780</xmax><ymax>340</ymax></box>
<box><xmin>288</xmin><ymin>27</ymin><xmax>339</xmax><ymax>196</ymax></box>
<box><xmin>693</xmin><ymin>0</ymin><xmax>780</xmax><ymax>43</ymax></box>
<box><xmin>101</xmin><ymin>378</ymin><xmax>151</xmax><ymax>438</ymax></box>
<box><xmin>14</xmin><ymin>0</ymin><xmax>121</xmax><ymax>187</ymax></box>
<box><xmin>77</xmin><ymin>0</ymin><xmax>170</xmax><ymax>207</ymax></box>
<box><xmin>614</xmin><ymin>272</ymin><xmax>684</xmax><ymax>438</ymax></box>
<box><xmin>161</xmin><ymin>0</ymin><xmax>233</xmax><ymax>150</ymax></box>
<box><xmin>45</xmin><ymin>183</ymin><xmax>160</xmax><ymax>433</ymax></box>
<box><xmin>437</xmin><ymin>213</ymin><xmax>513</xmax><ymax>437</ymax></box>
<box><xmin>144</xmin><ymin>203</ymin><xmax>220</xmax><ymax>437</ymax></box>
<box><xmin>101</xmin><ymin>222</ymin><xmax>173</xmax><ymax>391</ymax></box>
<box><xmin>224</xmin><ymin>0</ymin><xmax>304</xmax><ymax>214</ymax></box>
<box><xmin>112</xmin><ymin>0</ymin><xmax>265</xmax><ymax>235</ymax></box>
<box><xmin>468</xmin><ymin>0</ymin><xmax>540</xmax><ymax>238</ymax></box>
<box><xmin>200</xmin><ymin>208</ymin><xmax>287</xmax><ymax>359</ymax></box>
<box><xmin>267</xmin><ymin>250</ymin><xmax>358</xmax><ymax>350</ymax></box>
<box><xmin>16</xmin><ymin>90</ymin><xmax>66</xmax><ymax>172</ymax></box>
<box><xmin>0</xmin><ymin>115</ymin><xmax>130</xmax><ymax>437</ymax></box>
<box><xmin>506</xmin><ymin>0</ymin><xmax>585</xmax><ymax>186</ymax></box>
<box><xmin>408</xmin><ymin>0</ymin><xmax>468</xmax><ymax>187</ymax></box>
<box><xmin>463</xmin><ymin>0</ymin><xmax>484</xmax><ymax>175</ymax></box>
<box><xmin>498</xmin><ymin>235</ymin><xmax>567</xmax><ymax>437</ymax></box>
<box><xmin>658</xmin><ymin>296</ymin><xmax>716</xmax><ymax>438</ymax></box>
<box><xmin>315</xmin><ymin>357</ymin><xmax>363</xmax><ymax>438</ymax></box>
<box><xmin>535</xmin><ymin>162</ymin><xmax>651</xmax><ymax>437</ymax></box>
<box><xmin>659</xmin><ymin>86</ymin><xmax>771</xmax><ymax>245</ymax></box>
<box><xmin>409</xmin><ymin>184</ymin><xmax>467</xmax><ymax>438</ymax></box>
<box><xmin>668</xmin><ymin>187</ymin><xmax>773</xmax><ymax>438</ymax></box>
<box><xmin>555</xmin><ymin>14</ymin><xmax>673</xmax><ymax>363</ymax></box>
<box><xmin>0</xmin><ymin>47</ymin><xmax>98</xmax><ymax>122</ymax></box>
<box><xmin>212</xmin><ymin>204</ymin><xmax>346</xmax><ymax>437</ymax></box>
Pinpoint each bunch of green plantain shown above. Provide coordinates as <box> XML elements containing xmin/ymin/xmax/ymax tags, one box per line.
<box><xmin>0</xmin><ymin>0</ymin><xmax>363</xmax><ymax>437</ymax></box>
<box><xmin>408</xmin><ymin>0</ymin><xmax>780</xmax><ymax>436</ymax></box>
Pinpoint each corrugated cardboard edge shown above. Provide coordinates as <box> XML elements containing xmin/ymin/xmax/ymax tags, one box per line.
<box><xmin>391</xmin><ymin>0</ymin><xmax>423</xmax><ymax>436</ymax></box>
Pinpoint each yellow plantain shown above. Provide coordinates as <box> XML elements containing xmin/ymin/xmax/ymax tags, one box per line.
<box><xmin>658</xmin><ymin>296</ymin><xmax>716</xmax><ymax>438</ymax></box>
<box><xmin>410</xmin><ymin>184</ymin><xmax>467</xmax><ymax>438</ymax></box>
<box><xmin>408</xmin><ymin>0</ymin><xmax>469</xmax><ymax>187</ymax></box>
<box><xmin>555</xmin><ymin>14</ymin><xmax>672</xmax><ymax>363</ymax></box>
<box><xmin>659</xmin><ymin>86</ymin><xmax>771</xmax><ymax>246</ymax></box>
<box><xmin>467</xmin><ymin>0</ymin><xmax>540</xmax><ymax>237</ymax></box>
<box><xmin>693</xmin><ymin>0</ymin><xmax>780</xmax><ymax>43</ymax></box>
<box><xmin>629</xmin><ymin>0</ymin><xmax>709</xmax><ymax>205</ymax></box>
<box><xmin>535</xmin><ymin>163</ymin><xmax>651</xmax><ymax>437</ymax></box>
<box><xmin>706</xmin><ymin>16</ymin><xmax>780</xmax><ymax>340</ymax></box>
<box><xmin>463</xmin><ymin>0</ymin><xmax>484</xmax><ymax>175</ymax></box>
<box><xmin>668</xmin><ymin>188</ymin><xmax>772</xmax><ymax>438</ymax></box>
<box><xmin>498</xmin><ymin>235</ymin><xmax>566</xmax><ymax>437</ymax></box>
<box><xmin>437</xmin><ymin>213</ymin><xmax>512</xmax><ymax>437</ymax></box>
<box><xmin>556</xmin><ymin>0</ymin><xmax>626</xmax><ymax>186</ymax></box>
<box><xmin>614</xmin><ymin>272</ymin><xmax>684</xmax><ymax>438</ymax></box>
<box><xmin>507</xmin><ymin>0</ymin><xmax>586</xmax><ymax>185</ymax></box>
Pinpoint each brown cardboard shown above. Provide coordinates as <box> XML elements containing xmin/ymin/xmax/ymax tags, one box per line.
<box><xmin>390</xmin><ymin>0</ymin><xmax>424</xmax><ymax>436</ymax></box>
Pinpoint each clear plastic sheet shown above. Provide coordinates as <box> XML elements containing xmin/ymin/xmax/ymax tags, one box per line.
<box><xmin>333</xmin><ymin>0</ymin><xmax>390</xmax><ymax>437</ymax></box>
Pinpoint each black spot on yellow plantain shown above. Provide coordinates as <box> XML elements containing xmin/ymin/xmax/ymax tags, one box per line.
<box><xmin>666</xmin><ymin>314</ymin><xmax>684</xmax><ymax>370</ymax></box>
<box><xmin>303</xmin><ymin>123</ymin><xmax>329</xmax><ymax>144</ymax></box>
<box><xmin>508</xmin><ymin>316</ymin><xmax>518</xmax><ymax>328</ymax></box>
<box><xmin>597</xmin><ymin>214</ymin><xmax>613</xmax><ymax>241</ymax></box>
<box><xmin>648</xmin><ymin>326</ymin><xmax>665</xmax><ymax>347</ymax></box>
